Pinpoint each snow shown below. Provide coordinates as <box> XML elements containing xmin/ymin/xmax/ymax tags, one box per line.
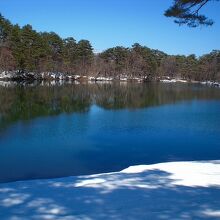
<box><xmin>201</xmin><ymin>81</ymin><xmax>220</xmax><ymax>87</ymax></box>
<box><xmin>176</xmin><ymin>79</ymin><xmax>188</xmax><ymax>83</ymax></box>
<box><xmin>160</xmin><ymin>79</ymin><xmax>188</xmax><ymax>83</ymax></box>
<box><xmin>96</xmin><ymin>77</ymin><xmax>113</xmax><ymax>81</ymax></box>
<box><xmin>160</xmin><ymin>79</ymin><xmax>177</xmax><ymax>83</ymax></box>
<box><xmin>122</xmin><ymin>161</ymin><xmax>220</xmax><ymax>187</ymax></box>
<box><xmin>0</xmin><ymin>161</ymin><xmax>220</xmax><ymax>220</ymax></box>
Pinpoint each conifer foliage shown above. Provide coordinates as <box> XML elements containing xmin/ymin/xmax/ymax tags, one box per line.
<box><xmin>0</xmin><ymin>14</ymin><xmax>219</xmax><ymax>82</ymax></box>
<box><xmin>165</xmin><ymin>0</ymin><xmax>218</xmax><ymax>27</ymax></box>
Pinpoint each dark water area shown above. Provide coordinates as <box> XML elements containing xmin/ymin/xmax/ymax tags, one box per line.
<box><xmin>0</xmin><ymin>82</ymin><xmax>220</xmax><ymax>183</ymax></box>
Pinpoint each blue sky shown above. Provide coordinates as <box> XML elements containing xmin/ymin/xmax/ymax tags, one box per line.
<box><xmin>0</xmin><ymin>0</ymin><xmax>219</xmax><ymax>56</ymax></box>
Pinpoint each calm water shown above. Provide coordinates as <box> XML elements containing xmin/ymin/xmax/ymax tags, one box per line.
<box><xmin>0</xmin><ymin>82</ymin><xmax>220</xmax><ymax>183</ymax></box>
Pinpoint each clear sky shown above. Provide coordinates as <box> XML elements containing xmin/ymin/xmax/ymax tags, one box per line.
<box><xmin>0</xmin><ymin>0</ymin><xmax>219</xmax><ymax>56</ymax></box>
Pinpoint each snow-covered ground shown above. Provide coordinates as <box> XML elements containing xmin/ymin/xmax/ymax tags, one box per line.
<box><xmin>0</xmin><ymin>161</ymin><xmax>220</xmax><ymax>220</ymax></box>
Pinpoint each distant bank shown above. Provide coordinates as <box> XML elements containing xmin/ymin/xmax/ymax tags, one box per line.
<box><xmin>0</xmin><ymin>71</ymin><xmax>220</xmax><ymax>88</ymax></box>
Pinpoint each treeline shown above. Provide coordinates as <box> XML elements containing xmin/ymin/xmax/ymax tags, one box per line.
<box><xmin>0</xmin><ymin>14</ymin><xmax>220</xmax><ymax>81</ymax></box>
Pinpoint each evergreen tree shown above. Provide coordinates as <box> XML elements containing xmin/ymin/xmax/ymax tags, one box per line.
<box><xmin>165</xmin><ymin>0</ymin><xmax>219</xmax><ymax>27</ymax></box>
<box><xmin>0</xmin><ymin>14</ymin><xmax>12</xmax><ymax>46</ymax></box>
<box><xmin>0</xmin><ymin>13</ymin><xmax>219</xmax><ymax>82</ymax></box>
<box><xmin>63</xmin><ymin>37</ymin><xmax>77</xmax><ymax>73</ymax></box>
<box><xmin>41</xmin><ymin>32</ymin><xmax>64</xmax><ymax>72</ymax></box>
<box><xmin>76</xmin><ymin>40</ymin><xmax>93</xmax><ymax>74</ymax></box>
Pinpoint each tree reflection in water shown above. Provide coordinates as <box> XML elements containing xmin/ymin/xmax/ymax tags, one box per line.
<box><xmin>0</xmin><ymin>82</ymin><xmax>220</xmax><ymax>130</ymax></box>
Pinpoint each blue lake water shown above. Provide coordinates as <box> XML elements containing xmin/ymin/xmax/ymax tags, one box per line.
<box><xmin>0</xmin><ymin>82</ymin><xmax>220</xmax><ymax>183</ymax></box>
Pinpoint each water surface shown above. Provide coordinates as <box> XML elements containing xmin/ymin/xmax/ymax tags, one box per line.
<box><xmin>0</xmin><ymin>82</ymin><xmax>220</xmax><ymax>183</ymax></box>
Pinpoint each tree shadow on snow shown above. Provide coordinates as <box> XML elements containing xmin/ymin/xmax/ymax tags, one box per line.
<box><xmin>0</xmin><ymin>167</ymin><xmax>220</xmax><ymax>220</ymax></box>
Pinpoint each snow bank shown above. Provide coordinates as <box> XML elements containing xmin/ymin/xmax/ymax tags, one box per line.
<box><xmin>122</xmin><ymin>161</ymin><xmax>220</xmax><ymax>187</ymax></box>
<box><xmin>0</xmin><ymin>161</ymin><xmax>220</xmax><ymax>220</ymax></box>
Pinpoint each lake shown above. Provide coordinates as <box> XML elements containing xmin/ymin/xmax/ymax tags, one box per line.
<box><xmin>0</xmin><ymin>82</ymin><xmax>220</xmax><ymax>183</ymax></box>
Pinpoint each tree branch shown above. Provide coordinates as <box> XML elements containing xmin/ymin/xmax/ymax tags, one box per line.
<box><xmin>192</xmin><ymin>0</ymin><xmax>210</xmax><ymax>15</ymax></box>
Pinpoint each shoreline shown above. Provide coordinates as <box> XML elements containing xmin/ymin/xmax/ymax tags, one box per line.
<box><xmin>0</xmin><ymin>71</ymin><xmax>220</xmax><ymax>88</ymax></box>
<box><xmin>0</xmin><ymin>160</ymin><xmax>220</xmax><ymax>219</ymax></box>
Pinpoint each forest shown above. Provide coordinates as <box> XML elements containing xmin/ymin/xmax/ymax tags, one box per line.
<box><xmin>0</xmin><ymin>14</ymin><xmax>220</xmax><ymax>82</ymax></box>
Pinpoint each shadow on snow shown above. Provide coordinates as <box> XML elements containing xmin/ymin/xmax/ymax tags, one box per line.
<box><xmin>0</xmin><ymin>162</ymin><xmax>220</xmax><ymax>220</ymax></box>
